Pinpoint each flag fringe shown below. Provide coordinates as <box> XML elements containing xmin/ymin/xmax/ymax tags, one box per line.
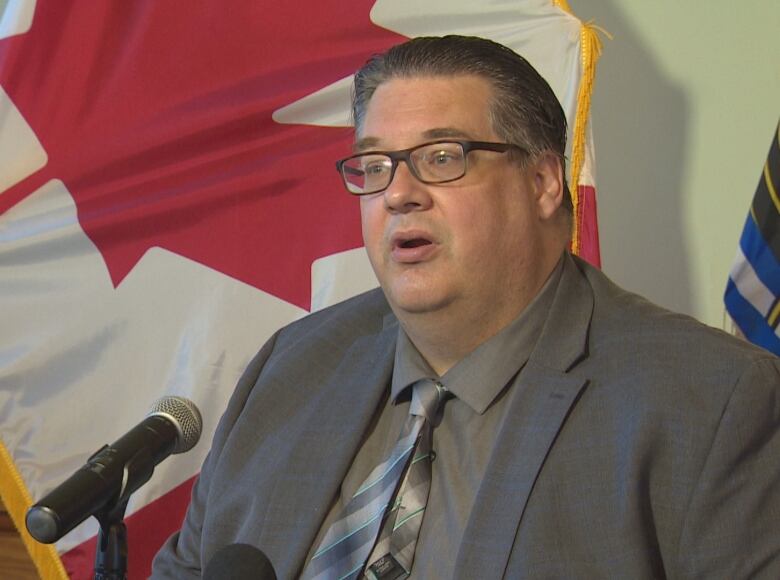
<box><xmin>552</xmin><ymin>0</ymin><xmax>606</xmax><ymax>256</ymax></box>
<box><xmin>0</xmin><ymin>442</ymin><xmax>68</xmax><ymax>579</ymax></box>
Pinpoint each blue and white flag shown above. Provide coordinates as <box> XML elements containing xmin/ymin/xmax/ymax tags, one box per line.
<box><xmin>725</xmin><ymin>120</ymin><xmax>780</xmax><ymax>355</ymax></box>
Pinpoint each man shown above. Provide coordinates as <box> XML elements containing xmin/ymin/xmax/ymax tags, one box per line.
<box><xmin>152</xmin><ymin>36</ymin><xmax>780</xmax><ymax>579</ymax></box>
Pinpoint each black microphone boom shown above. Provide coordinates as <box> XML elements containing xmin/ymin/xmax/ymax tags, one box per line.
<box><xmin>26</xmin><ymin>396</ymin><xmax>202</xmax><ymax>544</ymax></box>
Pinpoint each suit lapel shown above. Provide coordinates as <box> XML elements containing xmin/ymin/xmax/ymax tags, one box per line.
<box><xmin>455</xmin><ymin>254</ymin><xmax>594</xmax><ymax>579</ymax></box>
<box><xmin>261</xmin><ymin>315</ymin><xmax>399</xmax><ymax>578</ymax></box>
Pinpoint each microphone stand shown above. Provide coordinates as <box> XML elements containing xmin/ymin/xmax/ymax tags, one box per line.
<box><xmin>93</xmin><ymin>499</ymin><xmax>129</xmax><ymax>580</ymax></box>
<box><xmin>92</xmin><ymin>440</ymin><xmax>159</xmax><ymax>579</ymax></box>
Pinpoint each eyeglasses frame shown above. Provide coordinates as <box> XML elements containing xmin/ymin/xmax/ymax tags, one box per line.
<box><xmin>335</xmin><ymin>140</ymin><xmax>527</xmax><ymax>196</ymax></box>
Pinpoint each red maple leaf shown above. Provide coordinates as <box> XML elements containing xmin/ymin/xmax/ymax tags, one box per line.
<box><xmin>0</xmin><ymin>0</ymin><xmax>406</xmax><ymax>310</ymax></box>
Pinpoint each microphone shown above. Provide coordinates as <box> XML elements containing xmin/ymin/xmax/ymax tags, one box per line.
<box><xmin>25</xmin><ymin>395</ymin><xmax>202</xmax><ymax>544</ymax></box>
<box><xmin>204</xmin><ymin>544</ymin><xmax>277</xmax><ymax>580</ymax></box>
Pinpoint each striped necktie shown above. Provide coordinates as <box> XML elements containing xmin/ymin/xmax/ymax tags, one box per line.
<box><xmin>364</xmin><ymin>384</ymin><xmax>441</xmax><ymax>580</ymax></box>
<box><xmin>301</xmin><ymin>379</ymin><xmax>445</xmax><ymax>580</ymax></box>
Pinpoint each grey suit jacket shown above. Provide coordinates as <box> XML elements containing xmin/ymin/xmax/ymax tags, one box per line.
<box><xmin>152</xmin><ymin>254</ymin><xmax>780</xmax><ymax>579</ymax></box>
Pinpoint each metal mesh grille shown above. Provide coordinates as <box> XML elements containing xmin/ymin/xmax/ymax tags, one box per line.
<box><xmin>147</xmin><ymin>396</ymin><xmax>203</xmax><ymax>454</ymax></box>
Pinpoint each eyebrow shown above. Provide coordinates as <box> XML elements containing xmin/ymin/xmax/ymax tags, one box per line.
<box><xmin>353</xmin><ymin>128</ymin><xmax>475</xmax><ymax>152</ymax></box>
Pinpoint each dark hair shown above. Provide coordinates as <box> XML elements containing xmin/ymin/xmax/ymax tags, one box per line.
<box><xmin>352</xmin><ymin>35</ymin><xmax>572</xmax><ymax>211</ymax></box>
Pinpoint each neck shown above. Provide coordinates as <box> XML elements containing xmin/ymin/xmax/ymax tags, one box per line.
<box><xmin>395</xmin><ymin>254</ymin><xmax>563</xmax><ymax>376</ymax></box>
<box><xmin>398</xmin><ymin>310</ymin><xmax>505</xmax><ymax>376</ymax></box>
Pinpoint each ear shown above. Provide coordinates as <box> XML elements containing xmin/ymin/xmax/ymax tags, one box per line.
<box><xmin>532</xmin><ymin>152</ymin><xmax>565</xmax><ymax>220</ymax></box>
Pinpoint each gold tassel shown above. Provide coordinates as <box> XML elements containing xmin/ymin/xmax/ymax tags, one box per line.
<box><xmin>551</xmin><ymin>1</ymin><xmax>609</xmax><ymax>254</ymax></box>
<box><xmin>0</xmin><ymin>442</ymin><xmax>69</xmax><ymax>579</ymax></box>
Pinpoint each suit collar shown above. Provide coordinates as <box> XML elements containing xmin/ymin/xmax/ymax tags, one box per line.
<box><xmin>530</xmin><ymin>251</ymin><xmax>594</xmax><ymax>372</ymax></box>
<box><xmin>454</xmin><ymin>252</ymin><xmax>594</xmax><ymax>578</ymax></box>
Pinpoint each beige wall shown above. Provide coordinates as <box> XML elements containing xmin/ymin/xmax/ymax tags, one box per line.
<box><xmin>571</xmin><ymin>1</ymin><xmax>779</xmax><ymax>327</ymax></box>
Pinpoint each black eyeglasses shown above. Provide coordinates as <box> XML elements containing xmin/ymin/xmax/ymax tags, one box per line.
<box><xmin>335</xmin><ymin>140</ymin><xmax>526</xmax><ymax>195</ymax></box>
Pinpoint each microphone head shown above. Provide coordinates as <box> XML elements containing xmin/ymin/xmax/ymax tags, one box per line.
<box><xmin>204</xmin><ymin>544</ymin><xmax>277</xmax><ymax>580</ymax></box>
<box><xmin>147</xmin><ymin>396</ymin><xmax>202</xmax><ymax>453</ymax></box>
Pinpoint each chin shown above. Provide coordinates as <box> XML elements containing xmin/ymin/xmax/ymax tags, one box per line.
<box><xmin>385</xmin><ymin>286</ymin><xmax>453</xmax><ymax>316</ymax></box>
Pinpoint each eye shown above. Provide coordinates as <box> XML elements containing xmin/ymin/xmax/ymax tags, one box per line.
<box><xmin>431</xmin><ymin>150</ymin><xmax>457</xmax><ymax>165</ymax></box>
<box><xmin>361</xmin><ymin>157</ymin><xmax>391</xmax><ymax>176</ymax></box>
<box><xmin>418</xmin><ymin>144</ymin><xmax>464</xmax><ymax>169</ymax></box>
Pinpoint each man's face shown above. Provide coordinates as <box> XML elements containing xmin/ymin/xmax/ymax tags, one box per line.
<box><xmin>358</xmin><ymin>75</ymin><xmax>558</xmax><ymax>323</ymax></box>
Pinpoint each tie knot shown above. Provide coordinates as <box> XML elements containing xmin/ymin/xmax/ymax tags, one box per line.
<box><xmin>410</xmin><ymin>379</ymin><xmax>446</xmax><ymax>421</ymax></box>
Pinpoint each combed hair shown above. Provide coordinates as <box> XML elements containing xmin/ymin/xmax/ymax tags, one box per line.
<box><xmin>352</xmin><ymin>35</ymin><xmax>572</xmax><ymax>211</ymax></box>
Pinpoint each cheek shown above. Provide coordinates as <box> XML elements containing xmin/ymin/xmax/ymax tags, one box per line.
<box><xmin>443</xmin><ymin>210</ymin><xmax>493</xmax><ymax>269</ymax></box>
<box><xmin>455</xmin><ymin>197</ymin><xmax>511</xmax><ymax>239</ymax></box>
<box><xmin>360</xmin><ymin>198</ymin><xmax>385</xmax><ymax>249</ymax></box>
<box><xmin>452</xmin><ymin>196</ymin><xmax>531</xmax><ymax>261</ymax></box>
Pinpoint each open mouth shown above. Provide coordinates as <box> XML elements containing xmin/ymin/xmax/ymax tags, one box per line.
<box><xmin>399</xmin><ymin>238</ymin><xmax>431</xmax><ymax>249</ymax></box>
<box><xmin>391</xmin><ymin>233</ymin><xmax>436</xmax><ymax>262</ymax></box>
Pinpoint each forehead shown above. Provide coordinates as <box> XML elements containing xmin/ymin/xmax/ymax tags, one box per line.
<box><xmin>356</xmin><ymin>75</ymin><xmax>497</xmax><ymax>151</ymax></box>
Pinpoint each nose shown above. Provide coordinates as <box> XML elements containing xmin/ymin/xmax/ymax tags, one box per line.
<box><xmin>383</xmin><ymin>161</ymin><xmax>433</xmax><ymax>214</ymax></box>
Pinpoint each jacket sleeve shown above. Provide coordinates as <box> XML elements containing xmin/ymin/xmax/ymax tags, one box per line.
<box><xmin>675</xmin><ymin>355</ymin><xmax>780</xmax><ymax>579</ymax></box>
<box><xmin>149</xmin><ymin>332</ymin><xmax>280</xmax><ymax>579</ymax></box>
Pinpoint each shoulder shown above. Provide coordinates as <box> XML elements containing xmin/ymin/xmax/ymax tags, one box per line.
<box><xmin>232</xmin><ymin>287</ymin><xmax>396</xmax><ymax>397</ymax></box>
<box><xmin>211</xmin><ymin>287</ymin><xmax>394</xmax><ymax>438</ymax></box>
<box><xmin>569</xmin><ymin>256</ymin><xmax>779</xmax><ymax>421</ymax></box>
<box><xmin>272</xmin><ymin>287</ymin><xmax>393</xmax><ymax>355</ymax></box>
<box><xmin>286</xmin><ymin>286</ymin><xmax>392</xmax><ymax>333</ymax></box>
<box><xmin>575</xmin><ymin>255</ymin><xmax>776</xmax><ymax>370</ymax></box>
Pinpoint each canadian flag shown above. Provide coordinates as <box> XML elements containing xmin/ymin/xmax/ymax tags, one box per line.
<box><xmin>0</xmin><ymin>1</ymin><xmax>601</xmax><ymax>577</ymax></box>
